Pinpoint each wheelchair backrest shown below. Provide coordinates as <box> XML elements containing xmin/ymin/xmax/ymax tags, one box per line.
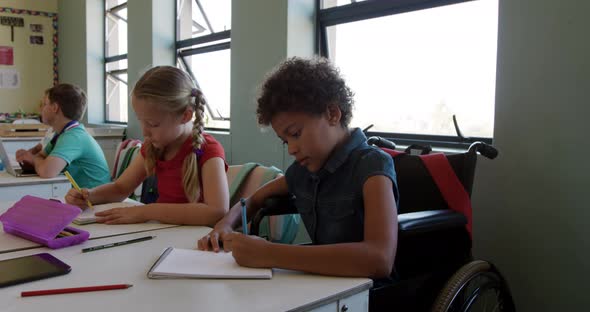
<box><xmin>386</xmin><ymin>150</ymin><xmax>477</xmax><ymax>214</ymax></box>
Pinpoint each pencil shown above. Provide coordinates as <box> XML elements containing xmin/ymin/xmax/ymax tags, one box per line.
<box><xmin>59</xmin><ymin>230</ymin><xmax>74</xmax><ymax>237</ymax></box>
<box><xmin>82</xmin><ymin>235</ymin><xmax>155</xmax><ymax>253</ymax></box>
<box><xmin>21</xmin><ymin>284</ymin><xmax>132</xmax><ymax>297</ymax></box>
<box><xmin>240</xmin><ymin>198</ymin><xmax>248</xmax><ymax>235</ymax></box>
<box><xmin>64</xmin><ymin>170</ymin><xmax>93</xmax><ymax>208</ymax></box>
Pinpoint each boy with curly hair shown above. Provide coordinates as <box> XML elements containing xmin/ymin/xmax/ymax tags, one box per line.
<box><xmin>199</xmin><ymin>57</ymin><xmax>399</xmax><ymax>278</ymax></box>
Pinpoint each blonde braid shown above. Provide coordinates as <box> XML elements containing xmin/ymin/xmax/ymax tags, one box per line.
<box><xmin>181</xmin><ymin>89</ymin><xmax>206</xmax><ymax>202</ymax></box>
<box><xmin>144</xmin><ymin>141</ymin><xmax>162</xmax><ymax>176</ymax></box>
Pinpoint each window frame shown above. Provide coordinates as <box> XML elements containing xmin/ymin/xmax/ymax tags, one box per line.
<box><xmin>316</xmin><ymin>0</ymin><xmax>493</xmax><ymax>149</ymax></box>
<box><xmin>175</xmin><ymin>1</ymin><xmax>231</xmax><ymax>132</ymax></box>
<box><xmin>104</xmin><ymin>1</ymin><xmax>128</xmax><ymax>125</ymax></box>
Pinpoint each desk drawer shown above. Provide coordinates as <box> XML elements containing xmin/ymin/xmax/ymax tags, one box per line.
<box><xmin>0</xmin><ymin>184</ymin><xmax>53</xmax><ymax>201</ymax></box>
<box><xmin>52</xmin><ymin>182</ymin><xmax>71</xmax><ymax>199</ymax></box>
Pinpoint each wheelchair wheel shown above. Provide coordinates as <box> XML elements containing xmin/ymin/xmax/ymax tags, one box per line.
<box><xmin>431</xmin><ymin>260</ymin><xmax>515</xmax><ymax>312</ymax></box>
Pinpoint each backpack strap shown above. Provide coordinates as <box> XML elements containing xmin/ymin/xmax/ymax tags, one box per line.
<box><xmin>419</xmin><ymin>153</ymin><xmax>472</xmax><ymax>237</ymax></box>
<box><xmin>228</xmin><ymin>162</ymin><xmax>260</xmax><ymax>206</ymax></box>
<box><xmin>111</xmin><ymin>140</ymin><xmax>129</xmax><ymax>179</ymax></box>
<box><xmin>116</xmin><ymin>145</ymin><xmax>140</xmax><ymax>179</ymax></box>
<box><xmin>112</xmin><ymin>139</ymin><xmax>141</xmax><ymax>179</ymax></box>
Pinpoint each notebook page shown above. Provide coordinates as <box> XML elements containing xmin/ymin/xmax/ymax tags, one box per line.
<box><xmin>73</xmin><ymin>201</ymin><xmax>142</xmax><ymax>225</ymax></box>
<box><xmin>151</xmin><ymin>248</ymin><xmax>272</xmax><ymax>279</ymax></box>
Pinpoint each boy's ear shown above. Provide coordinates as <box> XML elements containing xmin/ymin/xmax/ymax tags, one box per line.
<box><xmin>50</xmin><ymin>102</ymin><xmax>60</xmax><ymax>114</ymax></box>
<box><xmin>326</xmin><ymin>104</ymin><xmax>342</xmax><ymax>126</ymax></box>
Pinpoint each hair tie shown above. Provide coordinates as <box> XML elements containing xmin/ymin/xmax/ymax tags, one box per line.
<box><xmin>190</xmin><ymin>88</ymin><xmax>199</xmax><ymax>97</ymax></box>
<box><xmin>193</xmin><ymin>148</ymin><xmax>204</xmax><ymax>157</ymax></box>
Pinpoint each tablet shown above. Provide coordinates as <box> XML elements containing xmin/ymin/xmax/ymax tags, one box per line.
<box><xmin>0</xmin><ymin>253</ymin><xmax>71</xmax><ymax>288</ymax></box>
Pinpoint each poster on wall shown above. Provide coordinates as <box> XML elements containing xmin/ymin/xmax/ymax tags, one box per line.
<box><xmin>0</xmin><ymin>68</ymin><xmax>20</xmax><ymax>88</ymax></box>
<box><xmin>29</xmin><ymin>35</ymin><xmax>44</xmax><ymax>45</ymax></box>
<box><xmin>0</xmin><ymin>46</ymin><xmax>13</xmax><ymax>65</ymax></box>
<box><xmin>30</xmin><ymin>23</ymin><xmax>43</xmax><ymax>33</ymax></box>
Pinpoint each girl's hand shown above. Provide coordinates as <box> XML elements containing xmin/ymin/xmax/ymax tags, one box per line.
<box><xmin>65</xmin><ymin>187</ymin><xmax>91</xmax><ymax>209</ymax></box>
<box><xmin>95</xmin><ymin>206</ymin><xmax>146</xmax><ymax>224</ymax></box>
<box><xmin>197</xmin><ymin>223</ymin><xmax>234</xmax><ymax>252</ymax></box>
<box><xmin>227</xmin><ymin>233</ymin><xmax>271</xmax><ymax>268</ymax></box>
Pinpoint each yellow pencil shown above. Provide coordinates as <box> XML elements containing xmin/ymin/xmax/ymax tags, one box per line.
<box><xmin>64</xmin><ymin>170</ymin><xmax>93</xmax><ymax>208</ymax></box>
<box><xmin>59</xmin><ymin>230</ymin><xmax>74</xmax><ymax>237</ymax></box>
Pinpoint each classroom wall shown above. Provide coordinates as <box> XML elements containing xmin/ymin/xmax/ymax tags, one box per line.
<box><xmin>58</xmin><ymin>0</ymin><xmax>104</xmax><ymax>125</ymax></box>
<box><xmin>0</xmin><ymin>0</ymin><xmax>58</xmax><ymax>114</ymax></box>
<box><xmin>472</xmin><ymin>0</ymin><xmax>590</xmax><ymax>310</ymax></box>
<box><xmin>229</xmin><ymin>0</ymin><xmax>315</xmax><ymax>169</ymax></box>
<box><xmin>126</xmin><ymin>0</ymin><xmax>175</xmax><ymax>139</ymax></box>
<box><xmin>50</xmin><ymin>0</ymin><xmax>590</xmax><ymax>309</ymax></box>
<box><xmin>0</xmin><ymin>0</ymin><xmax>56</xmax><ymax>12</ymax></box>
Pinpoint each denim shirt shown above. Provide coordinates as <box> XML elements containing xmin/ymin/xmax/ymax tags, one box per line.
<box><xmin>285</xmin><ymin>128</ymin><xmax>399</xmax><ymax>245</ymax></box>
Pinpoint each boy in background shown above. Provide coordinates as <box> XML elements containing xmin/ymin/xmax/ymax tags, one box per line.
<box><xmin>16</xmin><ymin>84</ymin><xmax>110</xmax><ymax>188</ymax></box>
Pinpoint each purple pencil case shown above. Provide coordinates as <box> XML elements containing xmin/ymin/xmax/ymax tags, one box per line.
<box><xmin>0</xmin><ymin>195</ymin><xmax>90</xmax><ymax>249</ymax></box>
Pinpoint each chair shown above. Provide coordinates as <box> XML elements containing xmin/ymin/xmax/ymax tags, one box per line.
<box><xmin>111</xmin><ymin>139</ymin><xmax>143</xmax><ymax>201</ymax></box>
<box><xmin>228</xmin><ymin>163</ymin><xmax>300</xmax><ymax>244</ymax></box>
<box><xmin>250</xmin><ymin>140</ymin><xmax>515</xmax><ymax>312</ymax></box>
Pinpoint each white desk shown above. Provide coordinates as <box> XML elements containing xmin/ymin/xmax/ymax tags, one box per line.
<box><xmin>0</xmin><ymin>172</ymin><xmax>70</xmax><ymax>201</ymax></box>
<box><xmin>0</xmin><ymin>201</ymin><xmax>181</xmax><ymax>254</ymax></box>
<box><xmin>0</xmin><ymin>226</ymin><xmax>371</xmax><ymax>312</ymax></box>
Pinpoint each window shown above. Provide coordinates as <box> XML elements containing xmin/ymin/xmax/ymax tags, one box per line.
<box><xmin>318</xmin><ymin>0</ymin><xmax>498</xmax><ymax>148</ymax></box>
<box><xmin>176</xmin><ymin>0</ymin><xmax>231</xmax><ymax>130</ymax></box>
<box><xmin>105</xmin><ymin>0</ymin><xmax>128</xmax><ymax>124</ymax></box>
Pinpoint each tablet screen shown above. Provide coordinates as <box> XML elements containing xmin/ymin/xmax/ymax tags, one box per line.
<box><xmin>0</xmin><ymin>253</ymin><xmax>71</xmax><ymax>288</ymax></box>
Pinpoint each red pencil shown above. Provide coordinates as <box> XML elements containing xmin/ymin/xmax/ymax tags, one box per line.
<box><xmin>21</xmin><ymin>284</ymin><xmax>132</xmax><ymax>297</ymax></box>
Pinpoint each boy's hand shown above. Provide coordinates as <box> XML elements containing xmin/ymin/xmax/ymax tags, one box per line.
<box><xmin>228</xmin><ymin>233</ymin><xmax>271</xmax><ymax>268</ymax></box>
<box><xmin>15</xmin><ymin>149</ymin><xmax>33</xmax><ymax>164</ymax></box>
<box><xmin>65</xmin><ymin>187</ymin><xmax>91</xmax><ymax>208</ymax></box>
<box><xmin>94</xmin><ymin>206</ymin><xmax>146</xmax><ymax>224</ymax></box>
<box><xmin>197</xmin><ymin>223</ymin><xmax>234</xmax><ymax>252</ymax></box>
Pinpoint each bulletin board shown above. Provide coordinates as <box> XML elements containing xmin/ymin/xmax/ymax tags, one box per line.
<box><xmin>0</xmin><ymin>7</ymin><xmax>58</xmax><ymax>116</ymax></box>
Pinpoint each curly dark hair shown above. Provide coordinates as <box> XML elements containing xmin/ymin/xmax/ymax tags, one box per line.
<box><xmin>256</xmin><ymin>57</ymin><xmax>354</xmax><ymax>126</ymax></box>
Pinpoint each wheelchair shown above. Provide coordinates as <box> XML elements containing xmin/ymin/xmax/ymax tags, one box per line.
<box><xmin>250</xmin><ymin>138</ymin><xmax>516</xmax><ymax>312</ymax></box>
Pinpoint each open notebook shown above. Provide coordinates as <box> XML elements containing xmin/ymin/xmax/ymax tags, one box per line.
<box><xmin>147</xmin><ymin>247</ymin><xmax>272</xmax><ymax>279</ymax></box>
<box><xmin>72</xmin><ymin>201</ymin><xmax>143</xmax><ymax>225</ymax></box>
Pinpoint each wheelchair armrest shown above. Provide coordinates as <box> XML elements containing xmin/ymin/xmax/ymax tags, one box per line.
<box><xmin>398</xmin><ymin>209</ymin><xmax>467</xmax><ymax>235</ymax></box>
<box><xmin>250</xmin><ymin>195</ymin><xmax>297</xmax><ymax>236</ymax></box>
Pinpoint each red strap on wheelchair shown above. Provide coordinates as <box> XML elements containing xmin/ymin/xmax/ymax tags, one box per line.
<box><xmin>419</xmin><ymin>153</ymin><xmax>472</xmax><ymax>237</ymax></box>
<box><xmin>380</xmin><ymin>147</ymin><xmax>472</xmax><ymax>237</ymax></box>
<box><xmin>380</xmin><ymin>147</ymin><xmax>403</xmax><ymax>157</ymax></box>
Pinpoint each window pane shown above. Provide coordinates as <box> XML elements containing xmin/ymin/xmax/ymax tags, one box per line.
<box><xmin>321</xmin><ymin>0</ymin><xmax>368</xmax><ymax>9</ymax></box>
<box><xmin>182</xmin><ymin>49</ymin><xmax>230</xmax><ymax>129</ymax></box>
<box><xmin>326</xmin><ymin>0</ymin><xmax>498</xmax><ymax>138</ymax></box>
<box><xmin>177</xmin><ymin>0</ymin><xmax>231</xmax><ymax>40</ymax></box>
<box><xmin>105</xmin><ymin>1</ymin><xmax>128</xmax><ymax>57</ymax></box>
<box><xmin>106</xmin><ymin>60</ymin><xmax>128</xmax><ymax>123</ymax></box>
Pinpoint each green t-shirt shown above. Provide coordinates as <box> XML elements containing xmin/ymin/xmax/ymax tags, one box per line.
<box><xmin>44</xmin><ymin>124</ymin><xmax>111</xmax><ymax>188</ymax></box>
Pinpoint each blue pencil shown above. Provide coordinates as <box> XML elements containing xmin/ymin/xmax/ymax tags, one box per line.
<box><xmin>240</xmin><ymin>198</ymin><xmax>248</xmax><ymax>235</ymax></box>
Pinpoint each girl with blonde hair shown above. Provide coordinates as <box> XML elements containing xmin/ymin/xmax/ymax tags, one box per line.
<box><xmin>66</xmin><ymin>66</ymin><xmax>229</xmax><ymax>225</ymax></box>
